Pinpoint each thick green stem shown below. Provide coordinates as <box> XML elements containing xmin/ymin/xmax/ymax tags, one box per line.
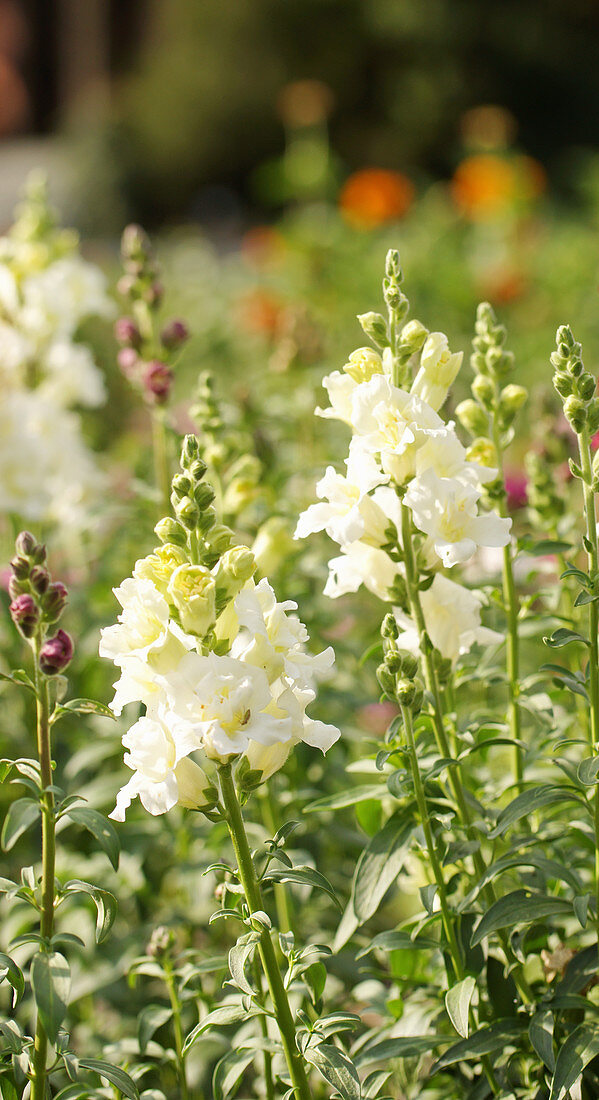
<box><xmin>577</xmin><ymin>429</ymin><xmax>599</xmax><ymax>939</ymax></box>
<box><xmin>219</xmin><ymin>766</ymin><xmax>311</xmax><ymax>1100</ymax></box>
<box><xmin>164</xmin><ymin>961</ymin><xmax>189</xmax><ymax>1100</ymax></box>
<box><xmin>30</xmin><ymin>655</ymin><xmax>55</xmax><ymax>1100</ymax></box>
<box><xmin>152</xmin><ymin>409</ymin><xmax>171</xmax><ymax>519</ymax></box>
<box><xmin>253</xmin><ymin>956</ymin><xmax>276</xmax><ymax>1100</ymax></box>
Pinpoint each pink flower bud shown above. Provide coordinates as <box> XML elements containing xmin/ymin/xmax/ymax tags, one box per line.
<box><xmin>43</xmin><ymin>582</ymin><xmax>68</xmax><ymax>623</ymax></box>
<box><xmin>143</xmin><ymin>360</ymin><xmax>172</xmax><ymax>406</ymax></box>
<box><xmin>10</xmin><ymin>594</ymin><xmax>39</xmax><ymax>638</ymax></box>
<box><xmin>39</xmin><ymin>629</ymin><xmax>73</xmax><ymax>675</ymax></box>
<box><xmin>29</xmin><ymin>566</ymin><xmax>50</xmax><ymax>595</ymax></box>
<box><xmin>143</xmin><ymin>281</ymin><xmax>164</xmax><ymax>308</ymax></box>
<box><xmin>114</xmin><ymin>317</ymin><xmax>141</xmax><ymax>348</ymax></box>
<box><xmin>161</xmin><ymin>318</ymin><xmax>189</xmax><ymax>350</ymax></box>
<box><xmin>117</xmin><ymin>347</ymin><xmax>139</xmax><ymax>378</ymax></box>
<box><xmin>15</xmin><ymin>531</ymin><xmax>37</xmax><ymax>557</ymax></box>
<box><xmin>116</xmin><ymin>274</ymin><xmax>136</xmax><ymax>299</ymax></box>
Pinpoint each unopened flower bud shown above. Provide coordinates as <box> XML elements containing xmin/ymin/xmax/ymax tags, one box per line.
<box><xmin>154</xmin><ymin>517</ymin><xmax>188</xmax><ymax>546</ymax></box>
<box><xmin>218</xmin><ymin>545</ymin><xmax>256</xmax><ymax>585</ymax></box>
<box><xmin>171</xmin><ymin>474</ymin><xmax>191</xmax><ymax>499</ymax></box>
<box><xmin>204</xmin><ymin>523</ymin><xmax>233</xmax><ymax>555</ymax></box>
<box><xmin>400</xmin><ymin>319</ymin><xmax>428</xmax><ymax>352</ymax></box>
<box><xmin>564</xmin><ymin>395</ymin><xmax>587</xmax><ymax>434</ymax></box>
<box><xmin>8</xmin><ymin>575</ymin><xmax>26</xmax><ymax>600</ymax></box>
<box><xmin>121</xmin><ymin>223</ymin><xmax>150</xmax><ymax>263</ymax></box>
<box><xmin>117</xmin><ymin>347</ymin><xmax>139</xmax><ymax>377</ymax></box>
<box><xmin>385</xmin><ymin>248</ymin><xmax>401</xmax><ymax>280</ymax></box>
<box><xmin>181</xmin><ymin>435</ymin><xmax>200</xmax><ymax>466</ymax></box>
<box><xmin>397</xmin><ymin>650</ymin><xmax>419</xmax><ymax>679</ymax></box>
<box><xmin>193</xmin><ymin>482</ymin><xmax>216</xmax><ymax>510</ymax></box>
<box><xmin>144</xmin><ymin>281</ymin><xmax>164</xmax><ymax>308</ymax></box>
<box><xmin>168</xmin><ymin>564</ymin><xmax>216</xmax><ymax>635</ymax></box>
<box><xmin>197</xmin><ymin>506</ymin><xmax>217</xmax><ymax>535</ymax></box>
<box><xmin>39</xmin><ymin>629</ymin><xmax>73</xmax><ymax>675</ymax></box>
<box><xmin>10</xmin><ymin>594</ymin><xmax>39</xmax><ymax>638</ymax></box>
<box><xmin>161</xmin><ymin>318</ymin><xmax>189</xmax><ymax>349</ymax></box>
<box><xmin>343</xmin><ymin>347</ymin><xmax>383</xmax><ymax>384</ymax></box>
<box><xmin>579</xmin><ymin>372</ymin><xmax>596</xmax><ymax>402</ymax></box>
<box><xmin>15</xmin><ymin>531</ymin><xmax>38</xmax><ymax>558</ymax></box>
<box><xmin>381</xmin><ymin>613</ymin><xmax>399</xmax><ymax>640</ymax></box>
<box><xmin>471</xmin><ymin>374</ymin><xmax>495</xmax><ymax>409</ymax></box>
<box><xmin>114</xmin><ymin>317</ymin><xmax>141</xmax><ymax>348</ymax></box>
<box><xmin>188</xmin><ymin>458</ymin><xmax>207</xmax><ymax>482</ymax></box>
<box><xmin>357</xmin><ymin>311</ymin><xmax>390</xmax><ymax>349</ymax></box>
<box><xmin>143</xmin><ymin>360</ymin><xmax>172</xmax><ymax>406</ymax></box>
<box><xmin>176</xmin><ymin>496</ymin><xmax>200</xmax><ymax>529</ymax></box>
<box><xmin>553</xmin><ymin>371</ymin><xmax>573</xmax><ymax>399</ymax></box>
<box><xmin>147</xmin><ymin>925</ymin><xmax>174</xmax><ymax>958</ymax></box>
<box><xmin>395</xmin><ymin>677</ymin><xmax>416</xmax><ymax>706</ymax></box>
<box><xmin>43</xmin><ymin>582</ymin><xmax>68</xmax><ymax>623</ymax></box>
<box><xmin>10</xmin><ymin>556</ymin><xmax>30</xmax><ymax>581</ymax></box>
<box><xmin>116</xmin><ymin>273</ymin><xmax>136</xmax><ymax>299</ymax></box>
<box><xmin>376</xmin><ymin>663</ymin><xmax>397</xmax><ymax>697</ymax></box>
<box><xmin>29</xmin><ymin>566</ymin><xmax>49</xmax><ymax>595</ymax></box>
<box><xmin>500</xmin><ymin>384</ymin><xmax>527</xmax><ymax>413</ymax></box>
<box><xmin>456</xmin><ymin>399</ymin><xmax>489</xmax><ymax>437</ymax></box>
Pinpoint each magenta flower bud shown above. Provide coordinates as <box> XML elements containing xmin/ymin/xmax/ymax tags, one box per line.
<box><xmin>143</xmin><ymin>281</ymin><xmax>164</xmax><ymax>308</ymax></box>
<box><xmin>43</xmin><ymin>582</ymin><xmax>68</xmax><ymax>623</ymax></box>
<box><xmin>143</xmin><ymin>360</ymin><xmax>172</xmax><ymax>406</ymax></box>
<box><xmin>114</xmin><ymin>316</ymin><xmax>141</xmax><ymax>348</ymax></box>
<box><xmin>10</xmin><ymin>594</ymin><xmax>40</xmax><ymax>638</ymax></box>
<box><xmin>29</xmin><ymin>566</ymin><xmax>50</xmax><ymax>595</ymax></box>
<box><xmin>15</xmin><ymin>531</ymin><xmax>38</xmax><ymax>558</ymax></box>
<box><xmin>8</xmin><ymin>575</ymin><xmax>26</xmax><ymax>600</ymax></box>
<box><xmin>10</xmin><ymin>555</ymin><xmax>30</xmax><ymax>580</ymax></box>
<box><xmin>161</xmin><ymin>318</ymin><xmax>189</xmax><ymax>350</ymax></box>
<box><xmin>39</xmin><ymin>629</ymin><xmax>74</xmax><ymax>675</ymax></box>
<box><xmin>117</xmin><ymin>347</ymin><xmax>139</xmax><ymax>378</ymax></box>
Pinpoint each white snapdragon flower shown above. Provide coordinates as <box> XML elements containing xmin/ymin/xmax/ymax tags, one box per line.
<box><xmin>110</xmin><ymin>707</ymin><xmax>211</xmax><ymax>821</ymax></box>
<box><xmin>315</xmin><ymin>347</ymin><xmax>384</xmax><ymax>423</ymax></box>
<box><xmin>410</xmin><ymin>332</ymin><xmax>463</xmax><ymax>411</ymax></box>
<box><xmin>20</xmin><ymin>254</ymin><xmax>113</xmax><ymax>339</ymax></box>
<box><xmin>413</xmin><ymin>424</ymin><xmax>496</xmax><ymax>487</ymax></box>
<box><xmin>351</xmin><ymin>374</ymin><xmax>444</xmax><ymax>484</ymax></box>
<box><xmin>394</xmin><ymin>574</ymin><xmax>503</xmax><ymax>663</ymax></box>
<box><xmin>295</xmin><ymin>442</ymin><xmax>388</xmax><ymax>548</ymax></box>
<box><xmin>404</xmin><ymin>468</ymin><xmax>511</xmax><ymax>567</ymax></box>
<box><xmin>324</xmin><ymin>541</ymin><xmax>401</xmax><ymax>600</ymax></box>
<box><xmin>41</xmin><ymin>340</ymin><xmax>106</xmax><ymax>408</ymax></box>
<box><xmin>0</xmin><ymin>319</ymin><xmax>32</xmax><ymax>379</ymax></box>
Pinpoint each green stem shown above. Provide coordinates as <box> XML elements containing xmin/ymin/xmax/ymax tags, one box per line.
<box><xmin>253</xmin><ymin>956</ymin><xmax>276</xmax><ymax>1100</ymax></box>
<box><xmin>30</xmin><ymin>651</ymin><xmax>55</xmax><ymax>1100</ymax></box>
<box><xmin>164</xmin><ymin>961</ymin><xmax>189</xmax><ymax>1100</ymax></box>
<box><xmin>152</xmin><ymin>409</ymin><xmax>171</xmax><ymax>519</ymax></box>
<box><xmin>577</xmin><ymin>428</ymin><xmax>599</xmax><ymax>940</ymax></box>
<box><xmin>219</xmin><ymin>766</ymin><xmax>311</xmax><ymax>1100</ymax></box>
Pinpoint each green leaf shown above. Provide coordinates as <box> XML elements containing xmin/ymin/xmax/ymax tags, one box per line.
<box><xmin>433</xmin><ymin>1021</ymin><xmax>522</xmax><ymax>1071</ymax></box>
<box><xmin>64</xmin><ymin>807</ymin><xmax>120</xmax><ymax>870</ymax></box>
<box><xmin>138</xmin><ymin>1004</ymin><xmax>172</xmax><ymax>1054</ymax></box>
<box><xmin>0</xmin><ymin>952</ymin><xmax>24</xmax><ymax>1006</ymax></box>
<box><xmin>212</xmin><ymin>1047</ymin><xmax>255</xmax><ymax>1100</ymax></box>
<box><xmin>304</xmin><ymin>961</ymin><xmax>327</xmax><ymax>1004</ymax></box>
<box><xmin>0</xmin><ymin>1019</ymin><xmax>25</xmax><ymax>1054</ymax></box>
<box><xmin>183</xmin><ymin>1003</ymin><xmax>262</xmax><ymax>1052</ymax></box>
<box><xmin>78</xmin><ymin>1059</ymin><xmax>139</xmax><ymax>1100</ymax></box>
<box><xmin>0</xmin><ymin>670</ymin><xmax>35</xmax><ymax>693</ymax></box>
<box><xmin>356</xmin><ymin>1035</ymin><xmax>444</xmax><ymax>1068</ymax></box>
<box><xmin>543</xmin><ymin>628</ymin><xmax>589</xmax><ymax>648</ymax></box>
<box><xmin>351</xmin><ymin>810</ymin><xmax>414</xmax><ymax>923</ymax></box>
<box><xmin>445</xmin><ymin>976</ymin><xmax>476</xmax><ymax>1039</ymax></box>
<box><xmin>471</xmin><ymin>890</ymin><xmax>573</xmax><ymax>946</ymax></box>
<box><xmin>228</xmin><ymin>934</ymin><xmax>258</xmax><ymax>995</ymax></box>
<box><xmin>529</xmin><ymin>1009</ymin><xmax>555</xmax><ymax>1072</ymax></box>
<box><xmin>519</xmin><ymin>537</ymin><xmax>573</xmax><ymax>555</ymax></box>
<box><xmin>304</xmin><ymin>1042</ymin><xmax>361</xmax><ymax>1100</ymax></box>
<box><xmin>578</xmin><ymin>757</ymin><xmax>599</xmax><ymax>786</ymax></box>
<box><xmin>574</xmin><ymin>588</ymin><xmax>598</xmax><ymax>606</ymax></box>
<box><xmin>357</xmin><ymin>930</ymin><xmax>439</xmax><ymax>958</ymax></box>
<box><xmin>304</xmin><ymin>785</ymin><xmax>385</xmax><ymax>813</ymax></box>
<box><xmin>550</xmin><ymin>1024</ymin><xmax>599</xmax><ymax>1100</ymax></box>
<box><xmin>1</xmin><ymin>798</ymin><xmax>40</xmax><ymax>851</ymax></box>
<box><xmin>30</xmin><ymin>951</ymin><xmax>70</xmax><ymax>1044</ymax></box>
<box><xmin>64</xmin><ymin>880</ymin><xmax>117</xmax><ymax>942</ymax></box>
<box><xmin>263</xmin><ymin>866</ymin><xmax>340</xmax><ymax>908</ymax></box>
<box><xmin>488</xmin><ymin>786</ymin><xmax>582</xmax><ymax>838</ymax></box>
<box><xmin>52</xmin><ymin>699</ymin><xmax>116</xmax><ymax>722</ymax></box>
<box><xmin>0</xmin><ymin>1073</ymin><xmax>19</xmax><ymax>1100</ymax></box>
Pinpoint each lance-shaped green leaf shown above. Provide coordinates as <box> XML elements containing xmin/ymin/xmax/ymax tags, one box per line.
<box><xmin>0</xmin><ymin>951</ymin><xmax>24</xmax><ymax>1006</ymax></box>
<box><xmin>304</xmin><ymin>1042</ymin><xmax>361</xmax><ymax>1100</ymax></box>
<box><xmin>543</xmin><ymin>628</ymin><xmax>589</xmax><ymax>648</ymax></box>
<box><xmin>212</xmin><ymin>1047</ymin><xmax>255</xmax><ymax>1100</ymax></box>
<box><xmin>550</xmin><ymin>1024</ymin><xmax>599</xmax><ymax>1100</ymax></box>
<box><xmin>433</xmin><ymin>1020</ymin><xmax>522</xmax><ymax>1071</ymax></box>
<box><xmin>227</xmin><ymin>933</ymin><xmax>259</xmax><ymax>995</ymax></box>
<box><xmin>351</xmin><ymin>810</ymin><xmax>415</xmax><ymax>923</ymax></box>
<box><xmin>529</xmin><ymin>1009</ymin><xmax>555</xmax><ymax>1072</ymax></box>
<box><xmin>52</xmin><ymin>699</ymin><xmax>116</xmax><ymax>723</ymax></box>
<box><xmin>183</xmin><ymin>1003</ymin><xmax>262</xmax><ymax>1053</ymax></box>
<box><xmin>63</xmin><ymin>807</ymin><xmax>120</xmax><ymax>870</ymax></box>
<box><xmin>263</xmin><ymin>866</ymin><xmax>340</xmax><ymax>908</ymax></box>
<box><xmin>63</xmin><ymin>880</ymin><xmax>117</xmax><ymax>942</ymax></box>
<box><xmin>445</xmin><ymin>976</ymin><xmax>476</xmax><ymax>1039</ymax></box>
<box><xmin>488</xmin><ymin>786</ymin><xmax>583</xmax><ymax>838</ymax></box>
<box><xmin>304</xmin><ymin>785</ymin><xmax>386</xmax><ymax>813</ymax></box>
<box><xmin>77</xmin><ymin>1059</ymin><xmax>139</xmax><ymax>1100</ymax></box>
<box><xmin>1</xmin><ymin>798</ymin><xmax>40</xmax><ymax>851</ymax></box>
<box><xmin>471</xmin><ymin>890</ymin><xmax>573</xmax><ymax>946</ymax></box>
<box><xmin>30</xmin><ymin>951</ymin><xmax>70</xmax><ymax>1044</ymax></box>
<box><xmin>138</xmin><ymin>1004</ymin><xmax>173</xmax><ymax>1054</ymax></box>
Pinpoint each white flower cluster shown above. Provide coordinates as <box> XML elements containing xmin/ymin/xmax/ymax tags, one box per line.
<box><xmin>296</xmin><ymin>332</ymin><xmax>509</xmax><ymax>663</ymax></box>
<box><xmin>0</xmin><ymin>184</ymin><xmax>113</xmax><ymax>528</ymax></box>
<box><xmin>100</xmin><ymin>556</ymin><xmax>339</xmax><ymax>820</ymax></box>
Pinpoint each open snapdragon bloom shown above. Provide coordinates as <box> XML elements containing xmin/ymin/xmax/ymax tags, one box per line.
<box><xmin>101</xmin><ymin>438</ymin><xmax>339</xmax><ymax>820</ymax></box>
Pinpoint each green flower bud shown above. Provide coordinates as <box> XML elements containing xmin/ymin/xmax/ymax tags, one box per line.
<box><xmin>154</xmin><ymin>517</ymin><xmax>188</xmax><ymax>546</ymax></box>
<box><xmin>204</xmin><ymin>522</ymin><xmax>233</xmax><ymax>554</ymax></box>
<box><xmin>553</xmin><ymin>371</ymin><xmax>574</xmax><ymax>399</ymax></box>
<box><xmin>193</xmin><ymin>482</ymin><xmax>216</xmax><ymax>510</ymax></box>
<box><xmin>471</xmin><ymin>374</ymin><xmax>495</xmax><ymax>409</ymax></box>
<box><xmin>376</xmin><ymin>663</ymin><xmax>397</xmax><ymax>697</ymax></box>
<box><xmin>181</xmin><ymin>434</ymin><xmax>200</xmax><ymax>467</ymax></box>
<box><xmin>400</xmin><ymin>319</ymin><xmax>428</xmax><ymax>353</ymax></box>
<box><xmin>395</xmin><ymin>677</ymin><xmax>416</xmax><ymax>706</ymax></box>
<box><xmin>579</xmin><ymin>372</ymin><xmax>596</xmax><ymax>402</ymax></box>
<box><xmin>197</xmin><ymin>506</ymin><xmax>217</xmax><ymax>535</ymax></box>
<box><xmin>500</xmin><ymin>384</ymin><xmax>527</xmax><ymax>413</ymax></box>
<box><xmin>385</xmin><ymin>248</ymin><xmax>402</xmax><ymax>280</ymax></box>
<box><xmin>171</xmin><ymin>474</ymin><xmax>191</xmax><ymax>499</ymax></box>
<box><xmin>466</xmin><ymin>437</ymin><xmax>496</xmax><ymax>470</ymax></box>
<box><xmin>214</xmin><ymin>546</ymin><xmax>257</xmax><ymax>603</ymax></box>
<box><xmin>588</xmin><ymin>398</ymin><xmax>599</xmax><ymax>435</ymax></box>
<box><xmin>563</xmin><ymin>394</ymin><xmax>587</xmax><ymax>434</ymax></box>
<box><xmin>188</xmin><ymin>458</ymin><xmax>207</xmax><ymax>482</ymax></box>
<box><xmin>397</xmin><ymin>650</ymin><xmax>419</xmax><ymax>679</ymax></box>
<box><xmin>357</xmin><ymin>311</ymin><xmax>390</xmax><ymax>349</ymax></box>
<box><xmin>381</xmin><ymin>612</ymin><xmax>399</xmax><ymax>640</ymax></box>
<box><xmin>176</xmin><ymin>496</ymin><xmax>200</xmax><ymax>529</ymax></box>
<box><xmin>386</xmin><ymin>652</ymin><xmax>403</xmax><ymax>674</ymax></box>
<box><xmin>455</xmin><ymin>399</ymin><xmax>489</xmax><ymax>437</ymax></box>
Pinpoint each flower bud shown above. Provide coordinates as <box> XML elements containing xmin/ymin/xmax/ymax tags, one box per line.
<box><xmin>8</xmin><ymin>575</ymin><xmax>26</xmax><ymax>600</ymax></box>
<box><xmin>43</xmin><ymin>582</ymin><xmax>68</xmax><ymax>623</ymax></box>
<box><xmin>400</xmin><ymin>319</ymin><xmax>428</xmax><ymax>353</ymax></box>
<box><xmin>147</xmin><ymin>925</ymin><xmax>175</xmax><ymax>958</ymax></box>
<box><xmin>466</xmin><ymin>437</ymin><xmax>496</xmax><ymax>470</ymax></box>
<box><xmin>579</xmin><ymin>372</ymin><xmax>596</xmax><ymax>402</ymax></box>
<box><xmin>204</xmin><ymin>523</ymin><xmax>233</xmax><ymax>555</ymax></box>
<box><xmin>381</xmin><ymin>612</ymin><xmax>399</xmax><ymax>640</ymax></box>
<box><xmin>117</xmin><ymin>347</ymin><xmax>139</xmax><ymax>377</ymax></box>
<box><xmin>114</xmin><ymin>317</ymin><xmax>141</xmax><ymax>348</ymax></box>
<box><xmin>197</xmin><ymin>506</ymin><xmax>217</xmax><ymax>535</ymax></box>
<box><xmin>142</xmin><ymin>360</ymin><xmax>172</xmax><ymax>406</ymax></box>
<box><xmin>39</xmin><ymin>629</ymin><xmax>73</xmax><ymax>675</ymax></box>
<box><xmin>188</xmin><ymin>458</ymin><xmax>207</xmax><ymax>482</ymax></box>
<box><xmin>376</xmin><ymin>663</ymin><xmax>397</xmax><ymax>697</ymax></box>
<box><xmin>116</xmin><ymin>273</ymin><xmax>136</xmax><ymax>299</ymax></box>
<box><xmin>385</xmin><ymin>248</ymin><xmax>402</xmax><ymax>280</ymax></box>
<box><xmin>161</xmin><ymin>318</ymin><xmax>189</xmax><ymax>350</ymax></box>
<box><xmin>243</xmin><ymin>740</ymin><xmax>292</xmax><ymax>783</ymax></box>
<box><xmin>154</xmin><ymin>517</ymin><xmax>188</xmax><ymax>546</ymax></box>
<box><xmin>564</xmin><ymin>395</ymin><xmax>587</xmax><ymax>434</ymax></box>
<box><xmin>29</xmin><ymin>566</ymin><xmax>49</xmax><ymax>595</ymax></box>
<box><xmin>168</xmin><ymin>564</ymin><xmax>216</xmax><ymax>635</ymax></box>
<box><xmin>471</xmin><ymin>374</ymin><xmax>495</xmax><ymax>409</ymax></box>
<box><xmin>553</xmin><ymin>371</ymin><xmax>573</xmax><ymax>399</ymax></box>
<box><xmin>176</xmin><ymin>496</ymin><xmax>200</xmax><ymax>529</ymax></box>
<box><xmin>171</xmin><ymin>474</ymin><xmax>191</xmax><ymax>499</ymax></box>
<box><xmin>218</xmin><ymin>545</ymin><xmax>256</xmax><ymax>586</ymax></box>
<box><xmin>193</xmin><ymin>482</ymin><xmax>216</xmax><ymax>510</ymax></box>
<box><xmin>15</xmin><ymin>531</ymin><xmax>38</xmax><ymax>558</ymax></box>
<box><xmin>174</xmin><ymin>756</ymin><xmax>216</xmax><ymax>810</ymax></box>
<box><xmin>181</xmin><ymin>435</ymin><xmax>200</xmax><ymax>466</ymax></box>
<box><xmin>10</xmin><ymin>594</ymin><xmax>39</xmax><ymax>638</ymax></box>
<box><xmin>395</xmin><ymin>677</ymin><xmax>416</xmax><ymax>706</ymax></box>
<box><xmin>455</xmin><ymin>399</ymin><xmax>489</xmax><ymax>437</ymax></box>
<box><xmin>343</xmin><ymin>347</ymin><xmax>383</xmax><ymax>384</ymax></box>
<box><xmin>357</xmin><ymin>311</ymin><xmax>390</xmax><ymax>349</ymax></box>
<box><xmin>121</xmin><ymin>223</ymin><xmax>150</xmax><ymax>263</ymax></box>
<box><xmin>500</xmin><ymin>384</ymin><xmax>527</xmax><ymax>413</ymax></box>
<box><xmin>397</xmin><ymin>649</ymin><xmax>419</xmax><ymax>679</ymax></box>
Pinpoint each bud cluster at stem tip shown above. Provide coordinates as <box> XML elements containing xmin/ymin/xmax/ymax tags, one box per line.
<box><xmin>114</xmin><ymin>224</ymin><xmax>189</xmax><ymax>407</ymax></box>
<box><xmin>8</xmin><ymin>531</ymin><xmax>73</xmax><ymax>674</ymax></box>
<box><xmin>551</xmin><ymin>324</ymin><xmax>599</xmax><ymax>437</ymax></box>
<box><xmin>377</xmin><ymin>613</ymin><xmax>424</xmax><ymax>714</ymax></box>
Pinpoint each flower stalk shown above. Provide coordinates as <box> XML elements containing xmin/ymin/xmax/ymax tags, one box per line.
<box><xmin>218</xmin><ymin>764</ymin><xmax>312</xmax><ymax>1100</ymax></box>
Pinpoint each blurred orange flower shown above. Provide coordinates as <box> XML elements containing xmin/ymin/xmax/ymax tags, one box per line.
<box><xmin>235</xmin><ymin>289</ymin><xmax>283</xmax><ymax>337</ymax></box>
<box><xmin>240</xmin><ymin>226</ymin><xmax>286</xmax><ymax>271</ymax></box>
<box><xmin>451</xmin><ymin>154</ymin><xmax>546</xmax><ymax>220</ymax></box>
<box><xmin>339</xmin><ymin>168</ymin><xmax>415</xmax><ymax>229</ymax></box>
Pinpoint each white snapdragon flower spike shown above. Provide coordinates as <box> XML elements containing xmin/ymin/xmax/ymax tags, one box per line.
<box><xmin>410</xmin><ymin>332</ymin><xmax>463</xmax><ymax>411</ymax></box>
<box><xmin>394</xmin><ymin>574</ymin><xmax>503</xmax><ymax>663</ymax></box>
<box><xmin>324</xmin><ymin>541</ymin><xmax>402</xmax><ymax>600</ymax></box>
<box><xmin>413</xmin><ymin>425</ymin><xmax>496</xmax><ymax>487</ymax></box>
<box><xmin>404</xmin><ymin>468</ymin><xmax>512</xmax><ymax>567</ymax></box>
<box><xmin>351</xmin><ymin>374</ymin><xmax>444</xmax><ymax>484</ymax></box>
<box><xmin>41</xmin><ymin>340</ymin><xmax>106</xmax><ymax>408</ymax></box>
<box><xmin>295</xmin><ymin>442</ymin><xmax>389</xmax><ymax>549</ymax></box>
<box><xmin>315</xmin><ymin>346</ymin><xmax>384</xmax><ymax>423</ymax></box>
<box><xmin>19</xmin><ymin>254</ymin><xmax>113</xmax><ymax>339</ymax></box>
